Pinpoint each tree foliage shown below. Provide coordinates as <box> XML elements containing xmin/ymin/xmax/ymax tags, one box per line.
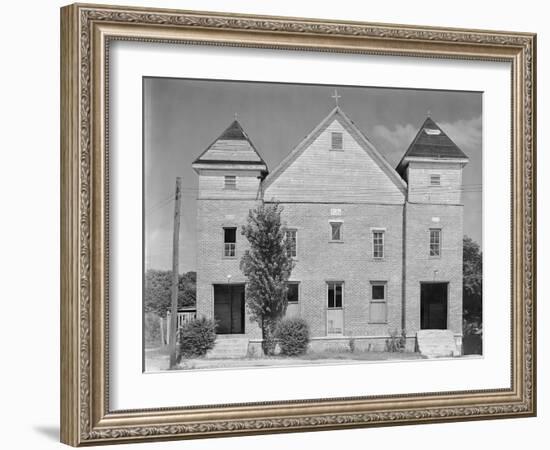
<box><xmin>240</xmin><ymin>202</ymin><xmax>295</xmax><ymax>355</ymax></box>
<box><xmin>463</xmin><ymin>235</ymin><xmax>482</xmax><ymax>321</ymax></box>
<box><xmin>276</xmin><ymin>317</ymin><xmax>310</xmax><ymax>356</ymax></box>
<box><xmin>177</xmin><ymin>317</ymin><xmax>217</xmax><ymax>360</ymax></box>
<box><xmin>144</xmin><ymin>270</ymin><xmax>196</xmax><ymax>318</ymax></box>
<box><xmin>462</xmin><ymin>236</ymin><xmax>483</xmax><ymax>354</ymax></box>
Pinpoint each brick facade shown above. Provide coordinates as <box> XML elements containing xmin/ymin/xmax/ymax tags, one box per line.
<box><xmin>192</xmin><ymin>109</ymin><xmax>468</xmax><ymax>352</ymax></box>
<box><xmin>195</xmin><ymin>188</ymin><xmax>263</xmax><ymax>340</ymax></box>
<box><xmin>275</xmin><ymin>202</ymin><xmax>404</xmax><ymax>338</ymax></box>
<box><xmin>403</xmin><ymin>202</ymin><xmax>464</xmax><ymax>338</ymax></box>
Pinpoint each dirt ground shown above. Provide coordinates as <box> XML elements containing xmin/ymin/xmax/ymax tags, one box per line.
<box><xmin>144</xmin><ymin>347</ymin><xmax>425</xmax><ymax>372</ymax></box>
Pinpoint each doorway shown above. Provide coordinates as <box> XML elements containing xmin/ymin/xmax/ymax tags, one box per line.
<box><xmin>326</xmin><ymin>281</ymin><xmax>344</xmax><ymax>335</ymax></box>
<box><xmin>420</xmin><ymin>282</ymin><xmax>448</xmax><ymax>329</ymax></box>
<box><xmin>213</xmin><ymin>284</ymin><xmax>245</xmax><ymax>334</ymax></box>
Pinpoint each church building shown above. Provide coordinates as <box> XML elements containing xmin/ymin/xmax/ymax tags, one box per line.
<box><xmin>191</xmin><ymin>103</ymin><xmax>469</xmax><ymax>354</ymax></box>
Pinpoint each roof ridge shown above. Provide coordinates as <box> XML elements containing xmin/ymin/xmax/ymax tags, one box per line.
<box><xmin>263</xmin><ymin>106</ymin><xmax>407</xmax><ymax>194</ymax></box>
<box><xmin>262</xmin><ymin>106</ymin><xmax>340</xmax><ymax>184</ymax></box>
<box><xmin>192</xmin><ymin>118</ymin><xmax>267</xmax><ymax>167</ymax></box>
<box><xmin>396</xmin><ymin>116</ymin><xmax>468</xmax><ymax>176</ymax></box>
<box><xmin>396</xmin><ymin>117</ymin><xmax>433</xmax><ymax>167</ymax></box>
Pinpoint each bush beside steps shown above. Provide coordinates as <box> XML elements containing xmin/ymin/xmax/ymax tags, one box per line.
<box><xmin>177</xmin><ymin>317</ymin><xmax>217</xmax><ymax>361</ymax></box>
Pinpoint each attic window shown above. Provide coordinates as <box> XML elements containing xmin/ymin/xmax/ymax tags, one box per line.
<box><xmin>224</xmin><ymin>175</ymin><xmax>237</xmax><ymax>189</ymax></box>
<box><xmin>331</xmin><ymin>132</ymin><xmax>343</xmax><ymax>150</ymax></box>
<box><xmin>430</xmin><ymin>174</ymin><xmax>441</xmax><ymax>186</ymax></box>
<box><xmin>424</xmin><ymin>128</ymin><xmax>441</xmax><ymax>135</ymax></box>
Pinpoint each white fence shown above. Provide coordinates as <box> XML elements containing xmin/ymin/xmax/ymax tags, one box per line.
<box><xmin>165</xmin><ymin>308</ymin><xmax>196</xmax><ymax>344</ymax></box>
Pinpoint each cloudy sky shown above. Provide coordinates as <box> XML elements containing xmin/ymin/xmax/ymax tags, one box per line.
<box><xmin>144</xmin><ymin>78</ymin><xmax>482</xmax><ymax>272</ymax></box>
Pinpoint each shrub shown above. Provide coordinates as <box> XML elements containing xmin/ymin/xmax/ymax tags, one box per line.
<box><xmin>348</xmin><ymin>337</ymin><xmax>356</xmax><ymax>353</ymax></box>
<box><xmin>385</xmin><ymin>328</ymin><xmax>406</xmax><ymax>352</ymax></box>
<box><xmin>463</xmin><ymin>318</ymin><xmax>483</xmax><ymax>355</ymax></box>
<box><xmin>276</xmin><ymin>318</ymin><xmax>310</xmax><ymax>356</ymax></box>
<box><xmin>144</xmin><ymin>312</ymin><xmax>162</xmax><ymax>348</ymax></box>
<box><xmin>178</xmin><ymin>317</ymin><xmax>217</xmax><ymax>360</ymax></box>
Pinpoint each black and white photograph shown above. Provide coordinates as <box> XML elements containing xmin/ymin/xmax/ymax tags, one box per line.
<box><xmin>1</xmin><ymin>0</ymin><xmax>543</xmax><ymax>447</ymax></box>
<box><xmin>143</xmin><ymin>78</ymin><xmax>483</xmax><ymax>372</ymax></box>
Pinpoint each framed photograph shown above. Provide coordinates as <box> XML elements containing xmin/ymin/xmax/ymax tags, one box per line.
<box><xmin>60</xmin><ymin>3</ymin><xmax>536</xmax><ymax>446</ymax></box>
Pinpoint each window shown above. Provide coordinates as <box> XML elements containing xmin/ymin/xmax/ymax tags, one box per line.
<box><xmin>429</xmin><ymin>229</ymin><xmax>441</xmax><ymax>257</ymax></box>
<box><xmin>286</xmin><ymin>282</ymin><xmax>299</xmax><ymax>303</ymax></box>
<box><xmin>430</xmin><ymin>174</ymin><xmax>441</xmax><ymax>186</ymax></box>
<box><xmin>224</xmin><ymin>175</ymin><xmax>237</xmax><ymax>189</ymax></box>
<box><xmin>369</xmin><ymin>282</ymin><xmax>387</xmax><ymax>323</ymax></box>
<box><xmin>330</xmin><ymin>222</ymin><xmax>343</xmax><ymax>241</ymax></box>
<box><xmin>372</xmin><ymin>230</ymin><xmax>385</xmax><ymax>258</ymax></box>
<box><xmin>285</xmin><ymin>229</ymin><xmax>297</xmax><ymax>257</ymax></box>
<box><xmin>327</xmin><ymin>282</ymin><xmax>343</xmax><ymax>308</ymax></box>
<box><xmin>331</xmin><ymin>132</ymin><xmax>343</xmax><ymax>150</ymax></box>
<box><xmin>223</xmin><ymin>227</ymin><xmax>236</xmax><ymax>257</ymax></box>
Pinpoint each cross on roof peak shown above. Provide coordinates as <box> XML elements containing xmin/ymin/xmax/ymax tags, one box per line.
<box><xmin>331</xmin><ymin>89</ymin><xmax>341</xmax><ymax>106</ymax></box>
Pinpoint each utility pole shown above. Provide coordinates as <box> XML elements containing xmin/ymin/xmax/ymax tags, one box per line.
<box><xmin>169</xmin><ymin>177</ymin><xmax>182</xmax><ymax>369</ymax></box>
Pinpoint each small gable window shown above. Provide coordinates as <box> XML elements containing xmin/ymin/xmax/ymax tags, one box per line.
<box><xmin>430</xmin><ymin>174</ymin><xmax>441</xmax><ymax>186</ymax></box>
<box><xmin>224</xmin><ymin>175</ymin><xmax>237</xmax><ymax>189</ymax></box>
<box><xmin>331</xmin><ymin>132</ymin><xmax>343</xmax><ymax>150</ymax></box>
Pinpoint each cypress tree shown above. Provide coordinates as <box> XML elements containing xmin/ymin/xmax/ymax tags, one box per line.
<box><xmin>240</xmin><ymin>202</ymin><xmax>295</xmax><ymax>355</ymax></box>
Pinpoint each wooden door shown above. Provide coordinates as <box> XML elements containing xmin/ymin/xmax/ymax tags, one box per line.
<box><xmin>420</xmin><ymin>282</ymin><xmax>448</xmax><ymax>329</ymax></box>
<box><xmin>214</xmin><ymin>284</ymin><xmax>245</xmax><ymax>334</ymax></box>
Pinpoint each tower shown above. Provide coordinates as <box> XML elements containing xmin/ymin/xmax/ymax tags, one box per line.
<box><xmin>192</xmin><ymin>119</ymin><xmax>267</xmax><ymax>336</ymax></box>
<box><xmin>192</xmin><ymin>119</ymin><xmax>268</xmax><ymax>200</ymax></box>
<box><xmin>396</xmin><ymin>117</ymin><xmax>469</xmax><ymax>205</ymax></box>
<box><xmin>397</xmin><ymin>116</ymin><xmax>469</xmax><ymax>351</ymax></box>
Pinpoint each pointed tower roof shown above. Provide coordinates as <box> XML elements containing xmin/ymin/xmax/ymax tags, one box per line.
<box><xmin>396</xmin><ymin>116</ymin><xmax>468</xmax><ymax>176</ymax></box>
<box><xmin>192</xmin><ymin>119</ymin><xmax>267</xmax><ymax>168</ymax></box>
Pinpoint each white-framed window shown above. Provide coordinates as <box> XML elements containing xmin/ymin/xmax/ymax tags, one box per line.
<box><xmin>372</xmin><ymin>230</ymin><xmax>385</xmax><ymax>259</ymax></box>
<box><xmin>430</xmin><ymin>174</ymin><xmax>441</xmax><ymax>186</ymax></box>
<box><xmin>331</xmin><ymin>131</ymin><xmax>343</xmax><ymax>150</ymax></box>
<box><xmin>369</xmin><ymin>282</ymin><xmax>387</xmax><ymax>324</ymax></box>
<box><xmin>327</xmin><ymin>282</ymin><xmax>343</xmax><ymax>308</ymax></box>
<box><xmin>285</xmin><ymin>229</ymin><xmax>297</xmax><ymax>258</ymax></box>
<box><xmin>224</xmin><ymin>175</ymin><xmax>237</xmax><ymax>189</ymax></box>
<box><xmin>223</xmin><ymin>227</ymin><xmax>237</xmax><ymax>257</ymax></box>
<box><xmin>286</xmin><ymin>282</ymin><xmax>299</xmax><ymax>303</ymax></box>
<box><xmin>329</xmin><ymin>221</ymin><xmax>343</xmax><ymax>242</ymax></box>
<box><xmin>429</xmin><ymin>228</ymin><xmax>442</xmax><ymax>257</ymax></box>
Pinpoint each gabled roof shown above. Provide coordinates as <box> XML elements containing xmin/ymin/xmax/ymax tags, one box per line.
<box><xmin>396</xmin><ymin>117</ymin><xmax>469</xmax><ymax>176</ymax></box>
<box><xmin>263</xmin><ymin>106</ymin><xmax>407</xmax><ymax>194</ymax></box>
<box><xmin>192</xmin><ymin>119</ymin><xmax>267</xmax><ymax>167</ymax></box>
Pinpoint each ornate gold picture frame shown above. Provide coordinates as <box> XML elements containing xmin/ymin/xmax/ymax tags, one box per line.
<box><xmin>60</xmin><ymin>3</ymin><xmax>536</xmax><ymax>446</ymax></box>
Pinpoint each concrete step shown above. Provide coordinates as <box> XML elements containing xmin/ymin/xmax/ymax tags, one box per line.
<box><xmin>206</xmin><ymin>336</ymin><xmax>249</xmax><ymax>359</ymax></box>
<box><xmin>417</xmin><ymin>330</ymin><xmax>459</xmax><ymax>358</ymax></box>
<box><xmin>209</xmin><ymin>341</ymin><xmax>248</xmax><ymax>347</ymax></box>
